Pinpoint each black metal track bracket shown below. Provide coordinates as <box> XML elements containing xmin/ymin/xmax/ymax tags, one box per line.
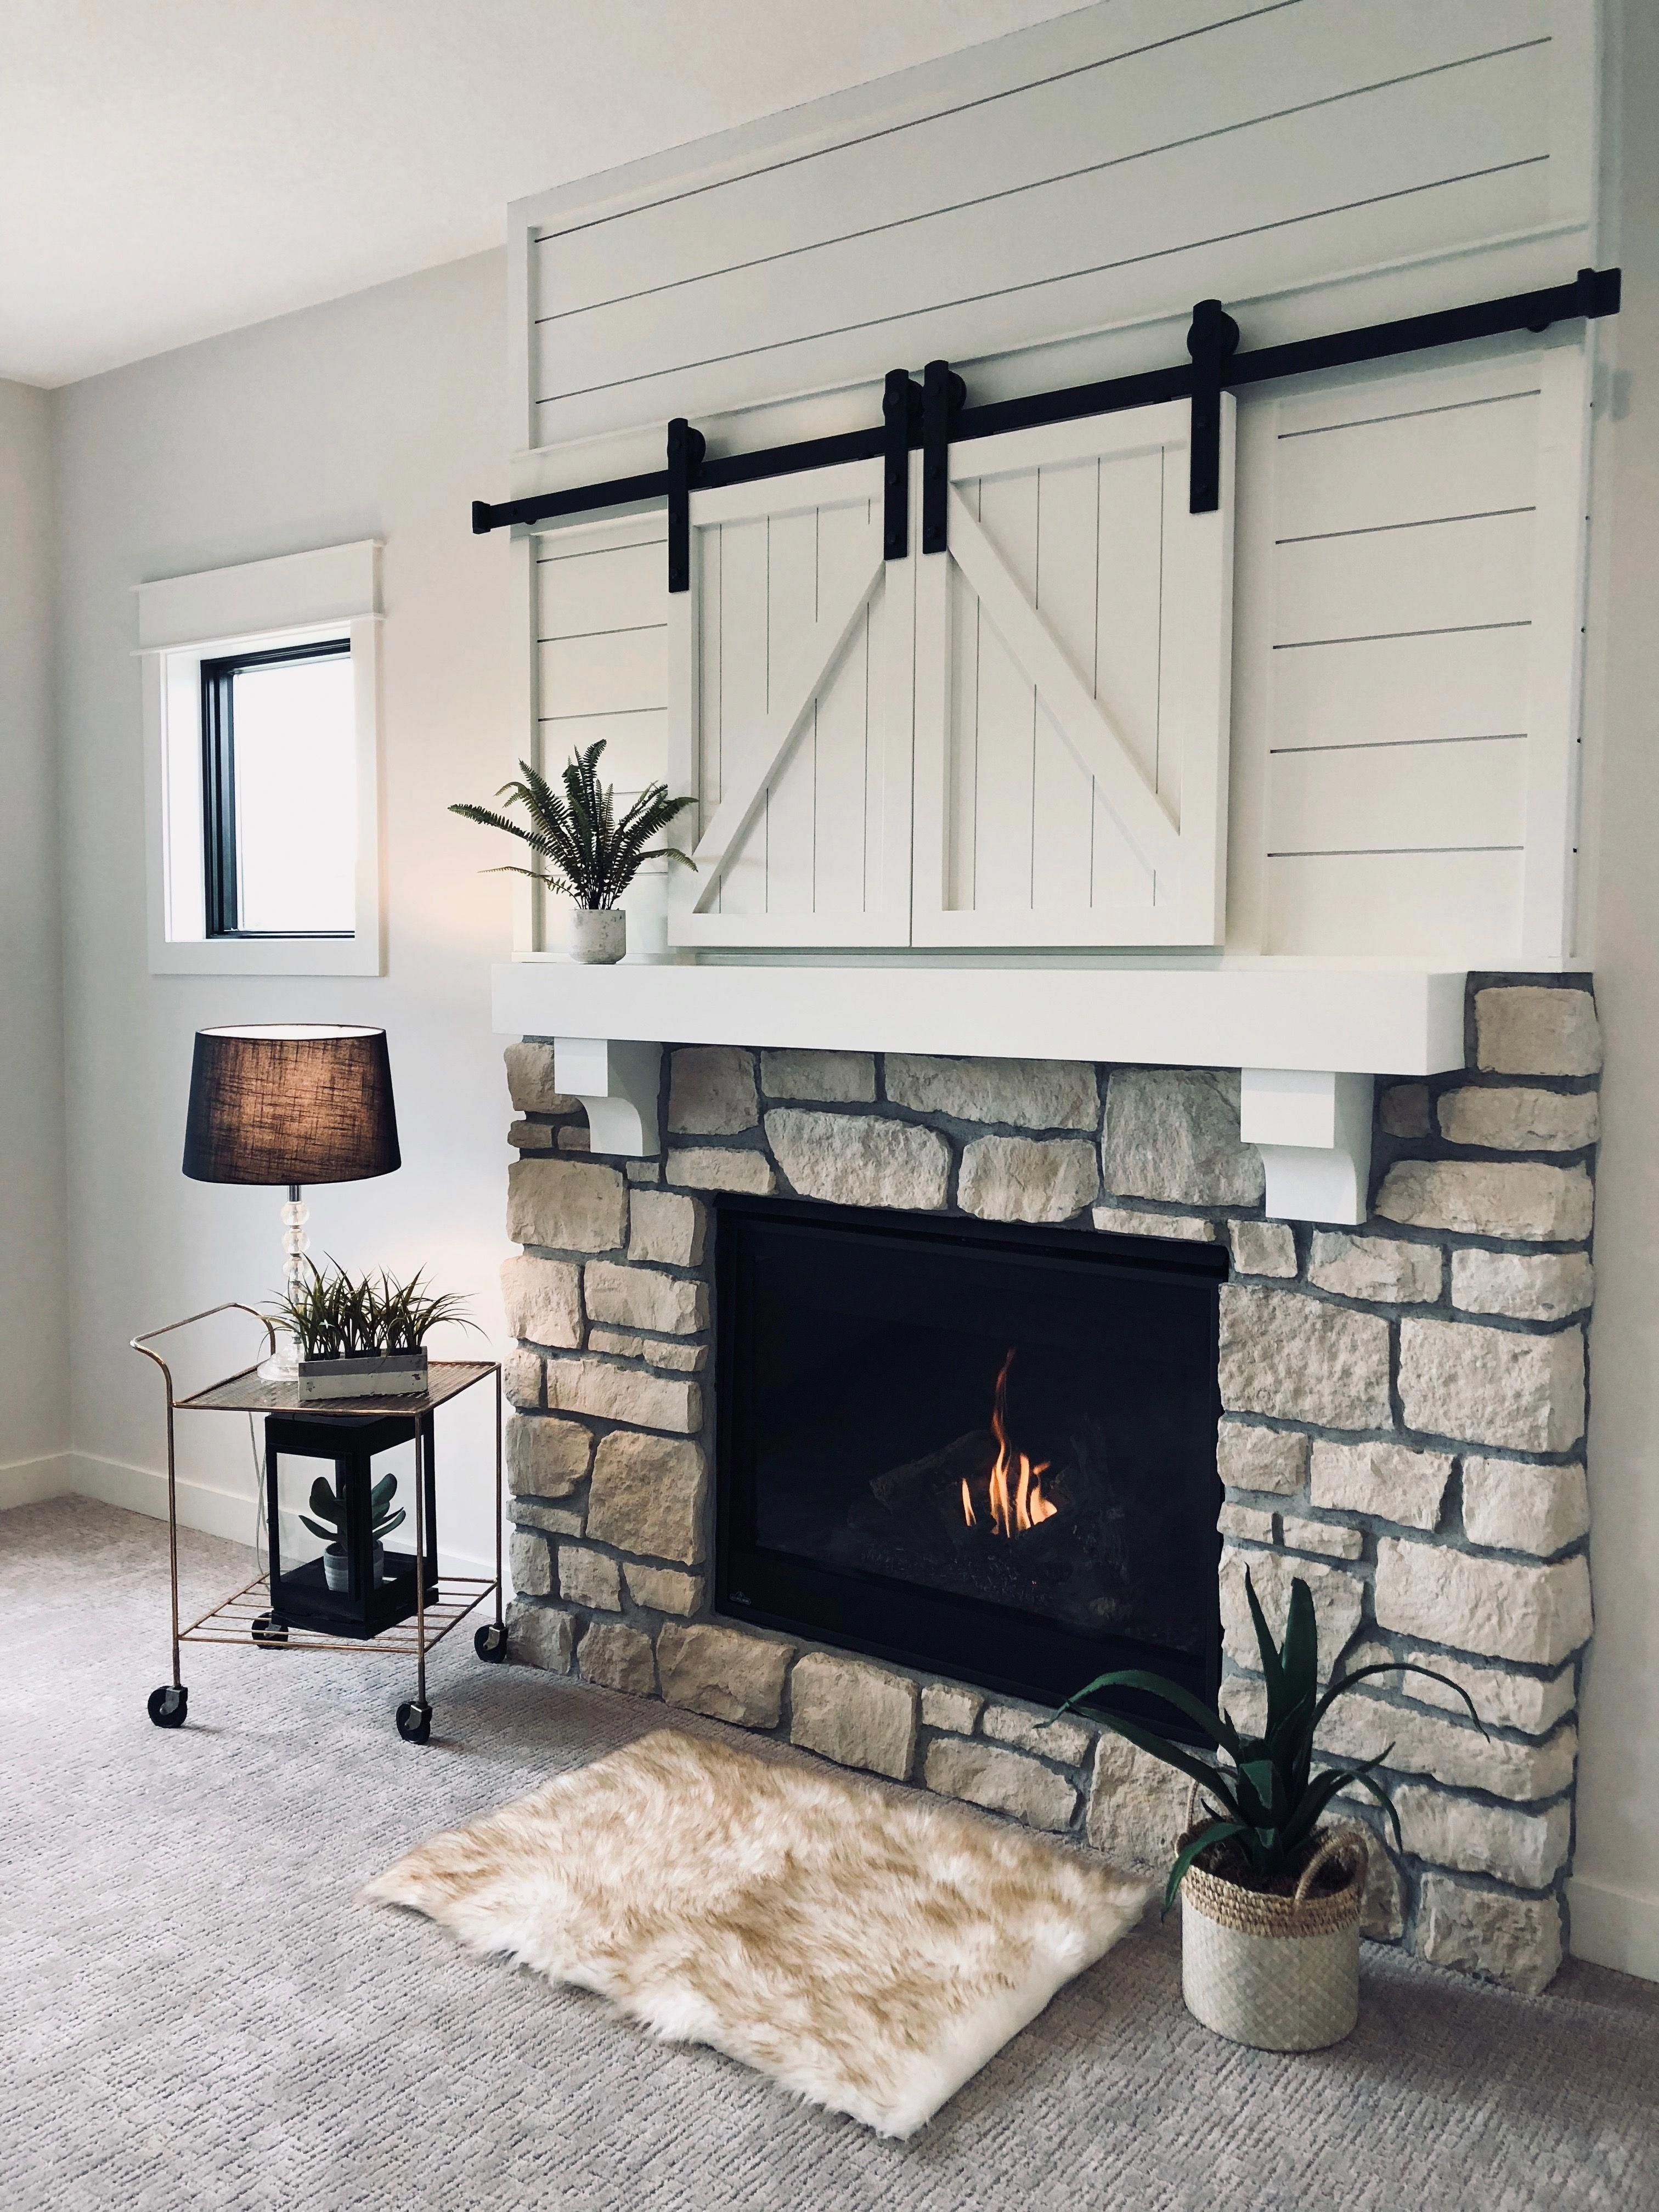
<box><xmin>882</xmin><ymin>370</ymin><xmax>922</xmax><ymax>559</ymax></box>
<box><xmin>922</xmin><ymin>360</ymin><xmax>967</xmax><ymax>555</ymax></box>
<box><xmin>1186</xmin><ymin>298</ymin><xmax>1241</xmax><ymax>515</ymax></box>
<box><xmin>667</xmin><ymin>417</ymin><xmax>706</xmax><ymax>594</ymax></box>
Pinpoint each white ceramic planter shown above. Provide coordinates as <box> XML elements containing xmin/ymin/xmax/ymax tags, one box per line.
<box><xmin>1178</xmin><ymin>1826</ymin><xmax>1368</xmax><ymax>2051</ymax></box>
<box><xmin>322</xmin><ymin>1543</ymin><xmax>386</xmax><ymax>1592</ymax></box>
<box><xmin>568</xmin><ymin>907</ymin><xmax>627</xmax><ymax>964</ymax></box>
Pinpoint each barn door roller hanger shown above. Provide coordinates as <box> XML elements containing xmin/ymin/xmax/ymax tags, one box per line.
<box><xmin>472</xmin><ymin>266</ymin><xmax>1621</xmax><ymax>591</ymax></box>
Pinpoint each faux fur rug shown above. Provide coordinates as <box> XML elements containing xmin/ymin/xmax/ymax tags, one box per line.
<box><xmin>364</xmin><ymin>1728</ymin><xmax>1149</xmax><ymax>2136</ymax></box>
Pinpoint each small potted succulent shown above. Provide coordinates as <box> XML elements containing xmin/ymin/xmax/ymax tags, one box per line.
<box><xmin>450</xmin><ymin>737</ymin><xmax>696</xmax><ymax>963</ymax></box>
<box><xmin>1052</xmin><ymin>1571</ymin><xmax>1484</xmax><ymax>2051</ymax></box>
<box><xmin>272</xmin><ymin>1260</ymin><xmax>472</xmax><ymax>1401</ymax></box>
<box><xmin>302</xmin><ymin>1470</ymin><xmax>405</xmax><ymax>1590</ymax></box>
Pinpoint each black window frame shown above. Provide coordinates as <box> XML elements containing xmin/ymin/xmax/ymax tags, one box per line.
<box><xmin>201</xmin><ymin>636</ymin><xmax>354</xmax><ymax>939</ymax></box>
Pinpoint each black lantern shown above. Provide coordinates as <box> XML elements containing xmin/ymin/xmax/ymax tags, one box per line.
<box><xmin>259</xmin><ymin>1409</ymin><xmax>438</xmax><ymax>1641</ymax></box>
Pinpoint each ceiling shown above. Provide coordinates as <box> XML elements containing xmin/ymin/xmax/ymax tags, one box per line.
<box><xmin>1</xmin><ymin>0</ymin><xmax>1084</xmax><ymax>388</ymax></box>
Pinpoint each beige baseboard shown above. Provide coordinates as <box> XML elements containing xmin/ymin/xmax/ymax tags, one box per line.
<box><xmin>1569</xmin><ymin>1875</ymin><xmax>1659</xmax><ymax>1985</ymax></box>
<box><xmin>0</xmin><ymin>1451</ymin><xmax>77</xmax><ymax>1511</ymax></box>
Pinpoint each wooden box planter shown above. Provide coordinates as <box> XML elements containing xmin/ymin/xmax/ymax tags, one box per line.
<box><xmin>297</xmin><ymin>1349</ymin><xmax>429</xmax><ymax>1402</ymax></box>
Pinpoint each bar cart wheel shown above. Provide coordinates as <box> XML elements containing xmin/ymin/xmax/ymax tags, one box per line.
<box><xmin>148</xmin><ymin>1684</ymin><xmax>189</xmax><ymax>1729</ymax></box>
<box><xmin>475</xmin><ymin>1622</ymin><xmax>509</xmax><ymax>1663</ymax></box>
<box><xmin>396</xmin><ymin>1699</ymin><xmax>432</xmax><ymax>1744</ymax></box>
<box><xmin>251</xmin><ymin>1613</ymin><xmax>288</xmax><ymax>1646</ymax></box>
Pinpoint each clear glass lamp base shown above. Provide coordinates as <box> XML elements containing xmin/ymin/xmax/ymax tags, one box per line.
<box><xmin>258</xmin><ymin>1336</ymin><xmax>300</xmax><ymax>1383</ymax></box>
<box><xmin>261</xmin><ymin>1189</ymin><xmax>308</xmax><ymax>1381</ymax></box>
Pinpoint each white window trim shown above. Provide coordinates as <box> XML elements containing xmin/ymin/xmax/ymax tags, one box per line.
<box><xmin>137</xmin><ymin>540</ymin><xmax>384</xmax><ymax>977</ymax></box>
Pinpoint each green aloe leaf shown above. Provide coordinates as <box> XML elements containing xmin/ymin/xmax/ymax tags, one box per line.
<box><xmin>1162</xmin><ymin>1820</ymin><xmax>1245</xmax><ymax>1915</ymax></box>
<box><xmin>1051</xmin><ymin>1668</ymin><xmax>1239</xmax><ymax>1753</ymax></box>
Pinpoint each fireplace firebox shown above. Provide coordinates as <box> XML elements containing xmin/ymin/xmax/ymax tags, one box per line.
<box><xmin>714</xmin><ymin>1195</ymin><xmax>1226</xmax><ymax>1717</ymax></box>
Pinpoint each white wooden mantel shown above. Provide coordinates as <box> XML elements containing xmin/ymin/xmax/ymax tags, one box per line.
<box><xmin>492</xmin><ymin>962</ymin><xmax>1468</xmax><ymax>1226</ymax></box>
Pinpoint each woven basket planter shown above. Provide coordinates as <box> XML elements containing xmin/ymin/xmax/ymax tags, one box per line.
<box><xmin>1178</xmin><ymin>1822</ymin><xmax>1369</xmax><ymax>2051</ymax></box>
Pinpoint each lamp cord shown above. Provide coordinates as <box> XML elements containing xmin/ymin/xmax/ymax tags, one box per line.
<box><xmin>247</xmin><ymin>1412</ymin><xmax>266</xmax><ymax>1581</ymax></box>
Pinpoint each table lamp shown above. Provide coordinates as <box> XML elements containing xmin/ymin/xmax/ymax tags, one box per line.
<box><xmin>183</xmin><ymin>1023</ymin><xmax>402</xmax><ymax>1378</ymax></box>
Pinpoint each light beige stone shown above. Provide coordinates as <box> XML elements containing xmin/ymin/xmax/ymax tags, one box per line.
<box><xmin>507</xmin><ymin>1156</ymin><xmax>628</xmax><ymax>1254</ymax></box>
<box><xmin>510</xmin><ymin>1498</ymin><xmax>584</xmax><ymax>1538</ymax></box>
<box><xmin>1310</xmin><ymin>1440</ymin><xmax>1452</xmax><ymax>1532</ymax></box>
<box><xmin>666</xmin><ymin>1148</ymin><xmax>777</xmax><ymax>1195</ymax></box>
<box><xmin>920</xmin><ymin>1683</ymin><xmax>984</xmax><ymax>1734</ymax></box>
<box><xmin>500</xmin><ymin>1253</ymin><xmax>584</xmax><ymax>1348</ymax></box>
<box><xmin>884</xmin><ymin>1054</ymin><xmax>1098</xmax><ymax>1130</ymax></box>
<box><xmin>1103</xmin><ymin>1068</ymin><xmax>1264</xmax><ymax>1206</ymax></box>
<box><xmin>1394</xmin><ymin>1786</ymin><xmax>1571</xmax><ymax>1889</ymax></box>
<box><xmin>789</xmin><ymin>1653</ymin><xmax>918</xmax><ymax>1780</ymax></box>
<box><xmin>981</xmin><ymin>1705</ymin><xmax>1094</xmax><ymax>1767</ymax></box>
<box><xmin>760</xmin><ymin>1049</ymin><xmax>877</xmax><ymax>1103</ymax></box>
<box><xmin>622</xmin><ymin>1562</ymin><xmax>702</xmax><ymax>1616</ymax></box>
<box><xmin>1219</xmin><ymin>1286</ymin><xmax>1391</xmax><ymax>1430</ymax></box>
<box><xmin>958</xmin><ymin>1136</ymin><xmax>1097</xmax><ymax>1222</ymax></box>
<box><xmin>556</xmin><ymin>1125</ymin><xmax>590</xmax><ymax>1152</ymax></box>
<box><xmin>586</xmin><ymin>1432</ymin><xmax>708</xmax><ymax>1564</ymax></box>
<box><xmin>1345</xmin><ymin>1640</ymin><xmax>1577</xmax><ymax>1739</ymax></box>
<box><xmin>545</xmin><ymin>1357</ymin><xmax>701</xmax><ymax>1436</ymax></box>
<box><xmin>657</xmin><ymin>1622</ymin><xmax>789</xmax><ymax>1728</ymax></box>
<box><xmin>1361</xmin><ymin>1836</ymin><xmax>1407</xmax><ymax>1942</ymax></box>
<box><xmin>1475</xmin><ymin>986</ymin><xmax>1602</xmax><ymax>1079</ymax></box>
<box><xmin>505</xmin><ymin>1412</ymin><xmax>592</xmax><ymax>1498</ymax></box>
<box><xmin>1398</xmin><ymin>1319</ymin><xmax>1584</xmax><ymax>1453</ymax></box>
<box><xmin>503</xmin><ymin>1347</ymin><xmax>543</xmax><ymax>1410</ymax></box>
<box><xmin>1437</xmin><ymin>1085</ymin><xmax>1600</xmax><ymax>1153</ymax></box>
<box><xmin>505</xmin><ymin>1041</ymin><xmax>575</xmax><ymax>1114</ymax></box>
<box><xmin>1377</xmin><ymin>1159</ymin><xmax>1593</xmax><ymax>1243</ymax></box>
<box><xmin>1307</xmin><ymin>1231</ymin><xmax>1442</xmax><ymax>1305</ymax></box>
<box><xmin>1379</xmin><ymin>1082</ymin><xmax>1431</xmax><ymax>1139</ymax></box>
<box><xmin>1317</xmin><ymin>1691</ymin><xmax>1577</xmax><ymax>1799</ymax></box>
<box><xmin>1417</xmin><ymin>1874</ymin><xmax>1563</xmax><ymax>1995</ymax></box>
<box><xmin>583</xmin><ymin>1259</ymin><xmax>707</xmax><ymax>1336</ymax></box>
<box><xmin>1218</xmin><ymin>1502</ymin><xmax>1275</xmax><ymax>1543</ymax></box>
<box><xmin>1461</xmin><ymin>1458</ymin><xmax>1590</xmax><ymax>1557</ymax></box>
<box><xmin>506</xmin><ymin>1598</ymin><xmax>574</xmax><ymax>1674</ymax></box>
<box><xmin>1220</xmin><ymin>1550</ymin><xmax>1363</xmax><ymax>1680</ymax></box>
<box><xmin>1086</xmin><ymin>1731</ymin><xmax>1190</xmax><ymax>1873</ymax></box>
<box><xmin>667</xmin><ymin>1046</ymin><xmax>758</xmax><ymax>1135</ymax></box>
<box><xmin>577</xmin><ymin>1618</ymin><xmax>656</xmax><ymax>1695</ymax></box>
<box><xmin>1228</xmin><ymin>1220</ymin><xmax>1297</xmax><ymax>1277</ymax></box>
<box><xmin>508</xmin><ymin>1527</ymin><xmax>553</xmax><ymax>1598</ymax></box>
<box><xmin>1217</xmin><ymin>1420</ymin><xmax>1308</xmax><ymax>1498</ymax></box>
<box><xmin>1092</xmin><ymin>1207</ymin><xmax>1220</xmax><ymax>1243</ymax></box>
<box><xmin>625</xmin><ymin>1160</ymin><xmax>662</xmax><ymax>1184</ymax></box>
<box><xmin>1375</xmin><ymin>1537</ymin><xmax>1592</xmax><ymax>1666</ymax></box>
<box><xmin>766</xmin><ymin>1110</ymin><xmax>950</xmax><ymax>1211</ymax></box>
<box><xmin>1278</xmin><ymin>1514</ymin><xmax>1363</xmax><ymax>1560</ymax></box>
<box><xmin>627</xmin><ymin>1189</ymin><xmax>707</xmax><ymax>1268</ymax></box>
<box><xmin>923</xmin><ymin>1739</ymin><xmax>1077</xmax><ymax>1832</ymax></box>
<box><xmin>586</xmin><ymin>1328</ymin><xmax>707</xmax><ymax>1373</ymax></box>
<box><xmin>1451</xmin><ymin>1249</ymin><xmax>1593</xmax><ymax>1322</ymax></box>
<box><xmin>508</xmin><ymin>1116</ymin><xmax>553</xmax><ymax>1151</ymax></box>
<box><xmin>557</xmin><ymin>1543</ymin><xmax>621</xmax><ymax>1612</ymax></box>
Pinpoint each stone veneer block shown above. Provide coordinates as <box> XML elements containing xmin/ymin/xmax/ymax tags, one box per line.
<box><xmin>1374</xmin><ymin>1538</ymin><xmax>1592</xmax><ymax>1666</ymax></box>
<box><xmin>766</xmin><ymin>1110</ymin><xmax>950</xmax><ymax>1211</ymax></box>
<box><xmin>503</xmin><ymin>1348</ymin><xmax>543</xmax><ymax>1409</ymax></box>
<box><xmin>667</xmin><ymin>1148</ymin><xmax>777</xmax><ymax>1195</ymax></box>
<box><xmin>1437</xmin><ymin>1085</ymin><xmax>1600</xmax><ymax>1153</ymax></box>
<box><xmin>1278</xmin><ymin>1515</ymin><xmax>1363</xmax><ymax>1559</ymax></box>
<box><xmin>1229</xmin><ymin>1220</ymin><xmax>1297</xmax><ymax>1277</ymax></box>
<box><xmin>505</xmin><ymin>1412</ymin><xmax>592</xmax><ymax>1498</ymax></box>
<box><xmin>667</xmin><ymin>1046</ymin><xmax>758</xmax><ymax>1135</ymax></box>
<box><xmin>626</xmin><ymin>1160</ymin><xmax>663</xmax><ymax>1184</ymax></box>
<box><xmin>577</xmin><ymin>1618</ymin><xmax>656</xmax><ymax>1695</ymax></box>
<box><xmin>1307</xmin><ymin>1231</ymin><xmax>1442</xmax><ymax>1305</ymax></box>
<box><xmin>919</xmin><ymin>1683</ymin><xmax>984</xmax><ymax>1734</ymax></box>
<box><xmin>1393</xmin><ymin>1786</ymin><xmax>1571</xmax><ymax>1889</ymax></box>
<box><xmin>958</xmin><ymin>1136</ymin><xmax>1097</xmax><ymax>1222</ymax></box>
<box><xmin>1218</xmin><ymin>1502</ymin><xmax>1274</xmax><ymax>1542</ymax></box>
<box><xmin>545</xmin><ymin>1357</ymin><xmax>701</xmax><ymax>1436</ymax></box>
<box><xmin>1308</xmin><ymin>1440</ymin><xmax>1452</xmax><ymax>1532</ymax></box>
<box><xmin>1417</xmin><ymin>1874</ymin><xmax>1562</xmax><ymax>1995</ymax></box>
<box><xmin>922</xmin><ymin>1739</ymin><xmax>1076</xmax><ymax>1832</ymax></box>
<box><xmin>1451</xmin><ymin>1249</ymin><xmax>1593</xmax><ymax>1322</ymax></box>
<box><xmin>1219</xmin><ymin>1286</ymin><xmax>1391</xmax><ymax>1430</ymax></box>
<box><xmin>557</xmin><ymin>1544</ymin><xmax>622</xmax><ymax>1612</ymax></box>
<box><xmin>510</xmin><ymin>1499</ymin><xmax>585</xmax><ymax>1537</ymax></box>
<box><xmin>657</xmin><ymin>1622</ymin><xmax>789</xmax><ymax>1728</ymax></box>
<box><xmin>1475</xmin><ymin>986</ymin><xmax>1602</xmax><ymax>1079</ymax></box>
<box><xmin>506</xmin><ymin>1599</ymin><xmax>573</xmax><ymax>1674</ymax></box>
<box><xmin>1379</xmin><ymin>1082</ymin><xmax>1431</xmax><ymax>1138</ymax></box>
<box><xmin>1360</xmin><ymin>1839</ymin><xmax>1407</xmax><ymax>1942</ymax></box>
<box><xmin>500</xmin><ymin>1253</ymin><xmax>584</xmax><ymax>1349</ymax></box>
<box><xmin>1398</xmin><ymin>1318</ymin><xmax>1584</xmax><ymax>1453</ymax></box>
<box><xmin>627</xmin><ymin>1189</ymin><xmax>707</xmax><ymax>1269</ymax></box>
<box><xmin>622</xmin><ymin>1563</ymin><xmax>702</xmax><ymax>1616</ymax></box>
<box><xmin>1103</xmin><ymin>1068</ymin><xmax>1265</xmax><ymax>1206</ymax></box>
<box><xmin>884</xmin><ymin>1054</ymin><xmax>1098</xmax><ymax>1130</ymax></box>
<box><xmin>981</xmin><ymin>1703</ymin><xmax>1093</xmax><ymax>1767</ymax></box>
<box><xmin>789</xmin><ymin>1652</ymin><xmax>918</xmax><ymax>1780</ymax></box>
<box><xmin>505</xmin><ymin>1041</ymin><xmax>575</xmax><ymax>1114</ymax></box>
<box><xmin>1461</xmin><ymin>1458</ymin><xmax>1590</xmax><ymax>1556</ymax></box>
<box><xmin>1347</xmin><ymin>1640</ymin><xmax>1577</xmax><ymax>1739</ymax></box>
<box><xmin>557</xmin><ymin>1127</ymin><xmax>590</xmax><ymax>1152</ymax></box>
<box><xmin>1087</xmin><ymin>1733</ymin><xmax>1190</xmax><ymax>1873</ymax></box>
<box><xmin>583</xmin><ymin>1260</ymin><xmax>708</xmax><ymax>1336</ymax></box>
<box><xmin>587</xmin><ymin>1329</ymin><xmax>708</xmax><ymax>1373</ymax></box>
<box><xmin>508</xmin><ymin>1117</ymin><xmax>553</xmax><ymax>1151</ymax></box>
<box><xmin>1216</xmin><ymin>1420</ymin><xmax>1308</xmax><ymax>1497</ymax></box>
<box><xmin>508</xmin><ymin>1527</ymin><xmax>553</xmax><ymax>1598</ymax></box>
<box><xmin>1376</xmin><ymin>1159</ymin><xmax>1593</xmax><ymax>1243</ymax></box>
<box><xmin>1318</xmin><ymin>1690</ymin><xmax>1577</xmax><ymax>1799</ymax></box>
<box><xmin>1220</xmin><ymin>1549</ymin><xmax>1363</xmax><ymax>1679</ymax></box>
<box><xmin>1092</xmin><ymin>1207</ymin><xmax>1220</xmax><ymax>1242</ymax></box>
<box><xmin>760</xmin><ymin>1048</ymin><xmax>877</xmax><ymax>1103</ymax></box>
<box><xmin>507</xmin><ymin>1157</ymin><xmax>627</xmax><ymax>1254</ymax></box>
<box><xmin>586</xmin><ymin>1432</ymin><xmax>708</xmax><ymax>1564</ymax></box>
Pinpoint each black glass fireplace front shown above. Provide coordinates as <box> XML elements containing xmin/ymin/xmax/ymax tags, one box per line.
<box><xmin>714</xmin><ymin>1194</ymin><xmax>1226</xmax><ymax>1716</ymax></box>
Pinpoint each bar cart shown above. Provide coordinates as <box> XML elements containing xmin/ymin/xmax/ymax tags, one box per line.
<box><xmin>133</xmin><ymin>1304</ymin><xmax>507</xmax><ymax>1743</ymax></box>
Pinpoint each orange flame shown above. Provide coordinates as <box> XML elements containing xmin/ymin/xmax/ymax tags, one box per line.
<box><xmin>964</xmin><ymin>1349</ymin><xmax>1058</xmax><ymax>1538</ymax></box>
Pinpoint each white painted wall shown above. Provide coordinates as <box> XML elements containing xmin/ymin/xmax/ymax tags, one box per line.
<box><xmin>51</xmin><ymin>253</ymin><xmax>516</xmax><ymax>1571</ymax></box>
<box><xmin>0</xmin><ymin>378</ymin><xmax>70</xmax><ymax>1506</ymax></box>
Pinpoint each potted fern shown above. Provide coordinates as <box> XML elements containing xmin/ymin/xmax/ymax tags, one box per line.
<box><xmin>1053</xmin><ymin>1571</ymin><xmax>1484</xmax><ymax>2050</ymax></box>
<box><xmin>450</xmin><ymin>737</ymin><xmax>695</xmax><ymax>963</ymax></box>
<box><xmin>272</xmin><ymin>1260</ymin><xmax>472</xmax><ymax>1401</ymax></box>
<box><xmin>302</xmin><ymin>1470</ymin><xmax>405</xmax><ymax>1591</ymax></box>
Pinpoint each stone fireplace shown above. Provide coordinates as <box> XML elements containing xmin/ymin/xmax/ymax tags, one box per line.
<box><xmin>499</xmin><ymin>977</ymin><xmax>1597</xmax><ymax>1996</ymax></box>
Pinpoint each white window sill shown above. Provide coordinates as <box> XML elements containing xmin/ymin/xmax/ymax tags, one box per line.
<box><xmin>150</xmin><ymin>934</ymin><xmax>383</xmax><ymax>978</ymax></box>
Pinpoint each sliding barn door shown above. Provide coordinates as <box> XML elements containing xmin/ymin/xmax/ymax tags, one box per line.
<box><xmin>912</xmin><ymin>402</ymin><xmax>1234</xmax><ymax>947</ymax></box>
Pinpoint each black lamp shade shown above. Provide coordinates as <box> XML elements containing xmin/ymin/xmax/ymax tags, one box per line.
<box><xmin>183</xmin><ymin>1024</ymin><xmax>400</xmax><ymax>1186</ymax></box>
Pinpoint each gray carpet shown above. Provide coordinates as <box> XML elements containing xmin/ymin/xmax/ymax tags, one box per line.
<box><xmin>3</xmin><ymin>1499</ymin><xmax>1655</xmax><ymax>2212</ymax></box>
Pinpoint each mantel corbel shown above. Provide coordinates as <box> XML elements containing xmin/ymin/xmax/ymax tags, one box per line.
<box><xmin>552</xmin><ymin>1037</ymin><xmax>662</xmax><ymax>1157</ymax></box>
<box><xmin>1239</xmin><ymin>1069</ymin><xmax>1375</xmax><ymax>1227</ymax></box>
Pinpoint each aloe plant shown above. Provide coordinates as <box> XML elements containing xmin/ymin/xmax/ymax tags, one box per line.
<box><xmin>300</xmin><ymin>1471</ymin><xmax>405</xmax><ymax>1550</ymax></box>
<box><xmin>450</xmin><ymin>738</ymin><xmax>695</xmax><ymax>909</ymax></box>
<box><xmin>271</xmin><ymin>1259</ymin><xmax>473</xmax><ymax>1359</ymax></box>
<box><xmin>1053</xmin><ymin>1571</ymin><xmax>1486</xmax><ymax>1912</ymax></box>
